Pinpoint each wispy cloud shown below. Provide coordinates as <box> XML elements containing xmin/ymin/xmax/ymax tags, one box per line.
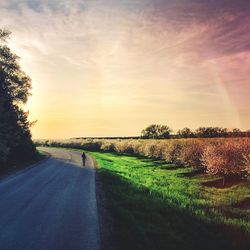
<box><xmin>0</xmin><ymin>0</ymin><xmax>249</xmax><ymax>138</ymax></box>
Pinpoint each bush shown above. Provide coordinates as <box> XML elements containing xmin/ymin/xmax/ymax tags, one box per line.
<box><xmin>202</xmin><ymin>139</ymin><xmax>250</xmax><ymax>178</ymax></box>
<box><xmin>179</xmin><ymin>139</ymin><xmax>206</xmax><ymax>168</ymax></box>
<box><xmin>161</xmin><ymin>140</ymin><xmax>182</xmax><ymax>163</ymax></box>
<box><xmin>35</xmin><ymin>138</ymin><xmax>250</xmax><ymax>179</ymax></box>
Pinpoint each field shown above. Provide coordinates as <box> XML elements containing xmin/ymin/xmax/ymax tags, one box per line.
<box><xmin>35</xmin><ymin>138</ymin><xmax>250</xmax><ymax>249</ymax></box>
<box><xmin>36</xmin><ymin>138</ymin><xmax>250</xmax><ymax>180</ymax></box>
<box><xmin>92</xmin><ymin>151</ymin><xmax>250</xmax><ymax>250</ymax></box>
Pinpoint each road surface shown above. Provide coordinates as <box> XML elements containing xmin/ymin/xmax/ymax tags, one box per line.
<box><xmin>0</xmin><ymin>147</ymin><xmax>100</xmax><ymax>250</ymax></box>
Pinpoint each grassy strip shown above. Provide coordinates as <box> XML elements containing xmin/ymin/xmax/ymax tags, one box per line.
<box><xmin>0</xmin><ymin>150</ymin><xmax>47</xmax><ymax>177</ymax></box>
<box><xmin>90</xmin><ymin>151</ymin><xmax>250</xmax><ymax>250</ymax></box>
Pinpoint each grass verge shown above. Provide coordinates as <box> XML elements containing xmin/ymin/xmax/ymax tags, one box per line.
<box><xmin>90</xmin><ymin>151</ymin><xmax>250</xmax><ymax>250</ymax></box>
<box><xmin>0</xmin><ymin>150</ymin><xmax>47</xmax><ymax>177</ymax></box>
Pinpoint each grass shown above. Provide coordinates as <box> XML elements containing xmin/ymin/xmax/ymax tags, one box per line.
<box><xmin>90</xmin><ymin>151</ymin><xmax>250</xmax><ymax>250</ymax></box>
<box><xmin>0</xmin><ymin>150</ymin><xmax>47</xmax><ymax>177</ymax></box>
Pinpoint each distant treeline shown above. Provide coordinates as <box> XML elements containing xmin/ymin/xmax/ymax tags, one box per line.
<box><xmin>175</xmin><ymin>127</ymin><xmax>249</xmax><ymax>139</ymax></box>
<box><xmin>73</xmin><ymin>136</ymin><xmax>140</xmax><ymax>140</ymax></box>
<box><xmin>73</xmin><ymin>125</ymin><xmax>249</xmax><ymax>140</ymax></box>
<box><xmin>141</xmin><ymin>125</ymin><xmax>249</xmax><ymax>139</ymax></box>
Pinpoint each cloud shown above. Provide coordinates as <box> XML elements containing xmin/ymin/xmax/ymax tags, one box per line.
<box><xmin>0</xmin><ymin>0</ymin><xmax>249</xmax><ymax>137</ymax></box>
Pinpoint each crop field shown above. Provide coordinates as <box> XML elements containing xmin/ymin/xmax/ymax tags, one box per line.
<box><xmin>36</xmin><ymin>138</ymin><xmax>250</xmax><ymax>249</ymax></box>
<box><xmin>91</xmin><ymin>152</ymin><xmax>250</xmax><ymax>250</ymax></box>
<box><xmin>36</xmin><ymin>138</ymin><xmax>250</xmax><ymax>180</ymax></box>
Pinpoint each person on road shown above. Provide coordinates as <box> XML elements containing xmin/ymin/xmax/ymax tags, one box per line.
<box><xmin>82</xmin><ymin>152</ymin><xmax>86</xmax><ymax>166</ymax></box>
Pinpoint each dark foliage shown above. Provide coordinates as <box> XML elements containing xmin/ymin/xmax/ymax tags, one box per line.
<box><xmin>141</xmin><ymin>124</ymin><xmax>172</xmax><ymax>139</ymax></box>
<box><xmin>0</xmin><ymin>29</ymin><xmax>36</xmax><ymax>169</ymax></box>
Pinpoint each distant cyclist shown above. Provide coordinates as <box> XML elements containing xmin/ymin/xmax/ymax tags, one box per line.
<box><xmin>82</xmin><ymin>152</ymin><xmax>86</xmax><ymax>166</ymax></box>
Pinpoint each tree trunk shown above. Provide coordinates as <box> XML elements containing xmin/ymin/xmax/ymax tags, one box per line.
<box><xmin>222</xmin><ymin>176</ymin><xmax>225</xmax><ymax>187</ymax></box>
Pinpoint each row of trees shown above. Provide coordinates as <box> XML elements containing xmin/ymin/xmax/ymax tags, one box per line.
<box><xmin>35</xmin><ymin>138</ymin><xmax>250</xmax><ymax>181</ymax></box>
<box><xmin>0</xmin><ymin>29</ymin><xmax>36</xmax><ymax>169</ymax></box>
<box><xmin>141</xmin><ymin>124</ymin><xmax>247</xmax><ymax>139</ymax></box>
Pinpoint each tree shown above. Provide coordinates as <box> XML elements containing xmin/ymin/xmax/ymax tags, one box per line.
<box><xmin>195</xmin><ymin>127</ymin><xmax>228</xmax><ymax>138</ymax></box>
<box><xmin>0</xmin><ymin>29</ymin><xmax>36</xmax><ymax>168</ymax></box>
<box><xmin>141</xmin><ymin>124</ymin><xmax>172</xmax><ymax>139</ymax></box>
<box><xmin>202</xmin><ymin>140</ymin><xmax>249</xmax><ymax>185</ymax></box>
<box><xmin>177</xmin><ymin>127</ymin><xmax>195</xmax><ymax>138</ymax></box>
<box><xmin>231</xmin><ymin>128</ymin><xmax>241</xmax><ymax>137</ymax></box>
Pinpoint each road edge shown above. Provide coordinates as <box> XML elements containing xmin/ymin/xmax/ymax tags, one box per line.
<box><xmin>0</xmin><ymin>150</ymin><xmax>51</xmax><ymax>181</ymax></box>
<box><xmin>88</xmin><ymin>153</ymin><xmax>116</xmax><ymax>250</ymax></box>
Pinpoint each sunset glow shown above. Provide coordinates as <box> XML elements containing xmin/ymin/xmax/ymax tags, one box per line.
<box><xmin>1</xmin><ymin>0</ymin><xmax>249</xmax><ymax>138</ymax></box>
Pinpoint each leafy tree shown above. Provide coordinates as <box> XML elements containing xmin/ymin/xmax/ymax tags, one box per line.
<box><xmin>231</xmin><ymin>128</ymin><xmax>241</xmax><ymax>137</ymax></box>
<box><xmin>177</xmin><ymin>127</ymin><xmax>195</xmax><ymax>138</ymax></box>
<box><xmin>202</xmin><ymin>140</ymin><xmax>249</xmax><ymax>185</ymax></box>
<box><xmin>141</xmin><ymin>124</ymin><xmax>172</xmax><ymax>139</ymax></box>
<box><xmin>195</xmin><ymin>127</ymin><xmax>228</xmax><ymax>138</ymax></box>
<box><xmin>0</xmin><ymin>29</ymin><xmax>36</xmax><ymax>168</ymax></box>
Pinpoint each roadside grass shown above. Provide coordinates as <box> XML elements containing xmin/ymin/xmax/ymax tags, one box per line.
<box><xmin>90</xmin><ymin>152</ymin><xmax>250</xmax><ymax>250</ymax></box>
<box><xmin>0</xmin><ymin>150</ymin><xmax>47</xmax><ymax>176</ymax></box>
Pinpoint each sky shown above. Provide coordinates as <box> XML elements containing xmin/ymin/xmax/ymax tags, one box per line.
<box><xmin>0</xmin><ymin>0</ymin><xmax>250</xmax><ymax>138</ymax></box>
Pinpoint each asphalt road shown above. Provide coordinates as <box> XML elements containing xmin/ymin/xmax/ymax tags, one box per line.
<box><xmin>0</xmin><ymin>147</ymin><xmax>100</xmax><ymax>250</ymax></box>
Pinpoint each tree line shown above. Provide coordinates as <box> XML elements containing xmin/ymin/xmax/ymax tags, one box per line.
<box><xmin>141</xmin><ymin>124</ymin><xmax>248</xmax><ymax>139</ymax></box>
<box><xmin>0</xmin><ymin>29</ymin><xmax>36</xmax><ymax>169</ymax></box>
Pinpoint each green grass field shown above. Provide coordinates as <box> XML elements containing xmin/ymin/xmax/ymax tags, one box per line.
<box><xmin>90</xmin><ymin>152</ymin><xmax>250</xmax><ymax>250</ymax></box>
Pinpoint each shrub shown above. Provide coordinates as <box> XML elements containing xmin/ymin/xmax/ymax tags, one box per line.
<box><xmin>161</xmin><ymin>140</ymin><xmax>183</xmax><ymax>164</ymax></box>
<box><xmin>179</xmin><ymin>139</ymin><xmax>206</xmax><ymax>168</ymax></box>
<box><xmin>35</xmin><ymin>138</ymin><xmax>250</xmax><ymax>179</ymax></box>
<box><xmin>202</xmin><ymin>139</ymin><xmax>250</xmax><ymax>178</ymax></box>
